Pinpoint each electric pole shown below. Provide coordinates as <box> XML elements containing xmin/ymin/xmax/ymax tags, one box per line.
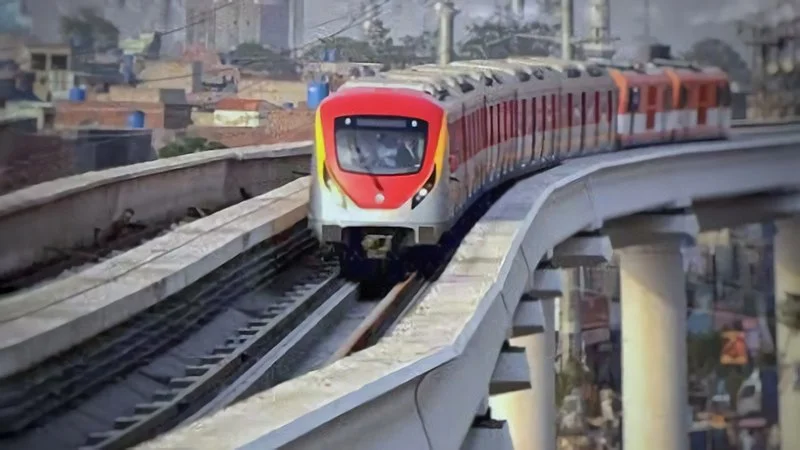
<box><xmin>435</xmin><ymin>1</ymin><xmax>457</xmax><ymax>65</ymax></box>
<box><xmin>561</xmin><ymin>0</ymin><xmax>574</xmax><ymax>59</ymax></box>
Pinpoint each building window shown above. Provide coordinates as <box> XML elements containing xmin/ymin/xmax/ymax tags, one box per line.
<box><xmin>31</xmin><ymin>53</ymin><xmax>46</xmax><ymax>70</ymax></box>
<box><xmin>51</xmin><ymin>55</ymin><xmax>68</xmax><ymax>70</ymax></box>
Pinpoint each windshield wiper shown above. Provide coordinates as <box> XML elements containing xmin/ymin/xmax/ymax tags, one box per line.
<box><xmin>353</xmin><ymin>145</ymin><xmax>384</xmax><ymax>192</ymax></box>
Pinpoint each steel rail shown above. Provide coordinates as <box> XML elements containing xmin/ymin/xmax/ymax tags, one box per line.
<box><xmin>0</xmin><ymin>224</ymin><xmax>322</xmax><ymax>449</ymax></box>
<box><xmin>326</xmin><ymin>273</ymin><xmax>423</xmax><ymax>363</ymax></box>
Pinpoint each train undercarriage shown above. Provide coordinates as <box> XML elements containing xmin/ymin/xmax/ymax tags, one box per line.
<box><xmin>324</xmin><ymin>226</ymin><xmax>446</xmax><ymax>283</ymax></box>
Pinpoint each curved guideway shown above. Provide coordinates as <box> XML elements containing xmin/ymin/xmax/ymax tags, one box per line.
<box><xmin>138</xmin><ymin>128</ymin><xmax>800</xmax><ymax>450</ymax></box>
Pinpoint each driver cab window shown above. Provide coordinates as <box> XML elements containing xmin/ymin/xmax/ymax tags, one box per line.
<box><xmin>334</xmin><ymin>116</ymin><xmax>428</xmax><ymax>175</ymax></box>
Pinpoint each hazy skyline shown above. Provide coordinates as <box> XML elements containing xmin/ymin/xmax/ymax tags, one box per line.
<box><xmin>18</xmin><ymin>0</ymin><xmax>762</xmax><ymax>59</ymax></box>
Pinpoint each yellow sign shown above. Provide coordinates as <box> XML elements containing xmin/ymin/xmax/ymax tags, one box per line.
<box><xmin>720</xmin><ymin>330</ymin><xmax>748</xmax><ymax>365</ymax></box>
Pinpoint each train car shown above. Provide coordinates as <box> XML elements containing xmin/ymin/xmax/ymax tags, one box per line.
<box><xmin>650</xmin><ymin>59</ymin><xmax>732</xmax><ymax>141</ymax></box>
<box><xmin>509</xmin><ymin>57</ymin><xmax>618</xmax><ymax>156</ymax></box>
<box><xmin>308</xmin><ymin>56</ymin><xmax>731</xmax><ymax>280</ymax></box>
<box><xmin>590</xmin><ymin>59</ymin><xmax>675</xmax><ymax>147</ymax></box>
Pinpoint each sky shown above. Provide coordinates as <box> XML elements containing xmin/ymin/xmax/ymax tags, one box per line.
<box><xmin>18</xmin><ymin>0</ymin><xmax>779</xmax><ymax>61</ymax></box>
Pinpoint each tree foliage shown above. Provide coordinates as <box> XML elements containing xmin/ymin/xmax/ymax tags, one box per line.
<box><xmin>303</xmin><ymin>36</ymin><xmax>377</xmax><ymax>63</ymax></box>
<box><xmin>60</xmin><ymin>7</ymin><xmax>119</xmax><ymax>52</ymax></box>
<box><xmin>300</xmin><ymin>8</ymin><xmax>559</xmax><ymax>69</ymax></box>
<box><xmin>687</xmin><ymin>332</ymin><xmax>723</xmax><ymax>379</ymax></box>
<box><xmin>159</xmin><ymin>137</ymin><xmax>226</xmax><ymax>159</ymax></box>
<box><xmin>459</xmin><ymin>6</ymin><xmax>559</xmax><ymax>59</ymax></box>
<box><xmin>683</xmin><ymin>38</ymin><xmax>752</xmax><ymax>88</ymax></box>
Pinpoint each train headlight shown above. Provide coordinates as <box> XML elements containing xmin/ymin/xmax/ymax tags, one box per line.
<box><xmin>412</xmin><ymin>168</ymin><xmax>436</xmax><ymax>209</ymax></box>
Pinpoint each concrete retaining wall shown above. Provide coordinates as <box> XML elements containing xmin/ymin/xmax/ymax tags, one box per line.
<box><xmin>0</xmin><ymin>141</ymin><xmax>312</xmax><ymax>280</ymax></box>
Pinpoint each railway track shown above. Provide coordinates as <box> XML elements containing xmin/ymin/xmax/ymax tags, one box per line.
<box><xmin>0</xmin><ymin>222</ymin><xmax>329</xmax><ymax>450</ymax></box>
<box><xmin>1</xmin><ymin>173</ymin><xmax>518</xmax><ymax>450</ymax></box>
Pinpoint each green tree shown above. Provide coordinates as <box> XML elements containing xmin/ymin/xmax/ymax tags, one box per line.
<box><xmin>303</xmin><ymin>36</ymin><xmax>377</xmax><ymax>63</ymax></box>
<box><xmin>158</xmin><ymin>137</ymin><xmax>226</xmax><ymax>159</ymax></box>
<box><xmin>398</xmin><ymin>30</ymin><xmax>438</xmax><ymax>65</ymax></box>
<box><xmin>60</xmin><ymin>7</ymin><xmax>119</xmax><ymax>52</ymax></box>
<box><xmin>459</xmin><ymin>7</ymin><xmax>558</xmax><ymax>59</ymax></box>
<box><xmin>687</xmin><ymin>332</ymin><xmax>723</xmax><ymax>378</ymax></box>
<box><xmin>683</xmin><ymin>38</ymin><xmax>752</xmax><ymax>88</ymax></box>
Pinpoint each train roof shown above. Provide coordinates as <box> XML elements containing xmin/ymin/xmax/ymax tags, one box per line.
<box><xmin>409</xmin><ymin>64</ymin><xmax>502</xmax><ymax>88</ymax></box>
<box><xmin>507</xmin><ymin>56</ymin><xmax>611</xmax><ymax>79</ymax></box>
<box><xmin>449</xmin><ymin>59</ymin><xmax>542</xmax><ymax>83</ymax></box>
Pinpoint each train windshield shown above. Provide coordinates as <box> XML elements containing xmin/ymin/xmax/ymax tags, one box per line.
<box><xmin>334</xmin><ymin>116</ymin><xmax>428</xmax><ymax>175</ymax></box>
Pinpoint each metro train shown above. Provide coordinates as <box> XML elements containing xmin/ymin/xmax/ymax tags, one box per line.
<box><xmin>308</xmin><ymin>56</ymin><xmax>733</xmax><ymax>279</ymax></box>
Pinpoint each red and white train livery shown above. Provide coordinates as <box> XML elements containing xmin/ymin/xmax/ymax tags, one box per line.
<box><xmin>308</xmin><ymin>56</ymin><xmax>732</xmax><ymax>278</ymax></box>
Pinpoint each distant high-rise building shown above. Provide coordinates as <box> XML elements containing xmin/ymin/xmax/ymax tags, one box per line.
<box><xmin>185</xmin><ymin>0</ymin><xmax>216</xmax><ymax>48</ymax></box>
<box><xmin>197</xmin><ymin>0</ymin><xmax>303</xmax><ymax>53</ymax></box>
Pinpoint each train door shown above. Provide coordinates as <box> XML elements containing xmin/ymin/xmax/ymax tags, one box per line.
<box><xmin>627</xmin><ymin>85</ymin><xmax>640</xmax><ymax>140</ymax></box>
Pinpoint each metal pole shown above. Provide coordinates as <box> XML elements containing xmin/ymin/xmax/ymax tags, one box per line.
<box><xmin>436</xmin><ymin>1</ymin><xmax>457</xmax><ymax>65</ymax></box>
<box><xmin>561</xmin><ymin>0</ymin><xmax>574</xmax><ymax>59</ymax></box>
<box><xmin>511</xmin><ymin>0</ymin><xmax>524</xmax><ymax>18</ymax></box>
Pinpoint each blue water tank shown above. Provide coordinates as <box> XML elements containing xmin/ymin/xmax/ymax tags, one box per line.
<box><xmin>127</xmin><ymin>110</ymin><xmax>145</xmax><ymax>129</ymax></box>
<box><xmin>68</xmin><ymin>86</ymin><xmax>86</xmax><ymax>102</ymax></box>
<box><xmin>307</xmin><ymin>81</ymin><xmax>330</xmax><ymax>109</ymax></box>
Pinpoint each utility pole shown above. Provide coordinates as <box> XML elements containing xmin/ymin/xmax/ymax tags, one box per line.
<box><xmin>288</xmin><ymin>0</ymin><xmax>305</xmax><ymax>58</ymax></box>
<box><xmin>435</xmin><ymin>1</ymin><xmax>457</xmax><ymax>65</ymax></box>
<box><xmin>561</xmin><ymin>0</ymin><xmax>574</xmax><ymax>59</ymax></box>
<box><xmin>583</xmin><ymin>0</ymin><xmax>616</xmax><ymax>59</ymax></box>
<box><xmin>511</xmin><ymin>0</ymin><xmax>524</xmax><ymax>18</ymax></box>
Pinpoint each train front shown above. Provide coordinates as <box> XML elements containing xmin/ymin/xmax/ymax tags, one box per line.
<box><xmin>308</xmin><ymin>87</ymin><xmax>450</xmax><ymax>275</ymax></box>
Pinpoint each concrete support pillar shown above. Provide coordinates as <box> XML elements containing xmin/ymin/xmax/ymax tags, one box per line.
<box><xmin>559</xmin><ymin>268</ymin><xmax>583</xmax><ymax>370</ymax></box>
<box><xmin>618</xmin><ymin>238</ymin><xmax>689</xmax><ymax>450</ymax></box>
<box><xmin>774</xmin><ymin>217</ymin><xmax>800</xmax><ymax>448</ymax></box>
<box><xmin>490</xmin><ymin>298</ymin><xmax>556</xmax><ymax>450</ymax></box>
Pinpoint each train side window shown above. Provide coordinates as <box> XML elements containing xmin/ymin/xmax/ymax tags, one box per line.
<box><xmin>594</xmin><ymin>91</ymin><xmax>601</xmax><ymax>124</ymax></box>
<box><xmin>567</xmin><ymin>94</ymin><xmax>573</xmax><ymax>127</ymax></box>
<box><xmin>521</xmin><ymin>99</ymin><xmax>527</xmax><ymax>137</ymax></box>
<box><xmin>541</xmin><ymin>96</ymin><xmax>546</xmax><ymax>131</ymax></box>
<box><xmin>507</xmin><ymin>101</ymin><xmax>512</xmax><ymax>140</ymax></box>
<box><xmin>628</xmin><ymin>87</ymin><xmax>641</xmax><ymax>112</ymax></box>
<box><xmin>497</xmin><ymin>102</ymin><xmax>506</xmax><ymax>144</ymax></box>
<box><xmin>580</xmin><ymin>92</ymin><xmax>587</xmax><ymax>127</ymax></box>
<box><xmin>483</xmin><ymin>106</ymin><xmax>488</xmax><ymax>148</ymax></box>
<box><xmin>489</xmin><ymin>105</ymin><xmax>495</xmax><ymax>146</ymax></box>
<box><xmin>470</xmin><ymin>112</ymin><xmax>476</xmax><ymax>157</ymax></box>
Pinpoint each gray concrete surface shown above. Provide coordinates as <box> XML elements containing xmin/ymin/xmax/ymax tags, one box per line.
<box><xmin>0</xmin><ymin>141</ymin><xmax>312</xmax><ymax>281</ymax></box>
<box><xmin>0</xmin><ymin>176</ymin><xmax>311</xmax><ymax>379</ymax></box>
